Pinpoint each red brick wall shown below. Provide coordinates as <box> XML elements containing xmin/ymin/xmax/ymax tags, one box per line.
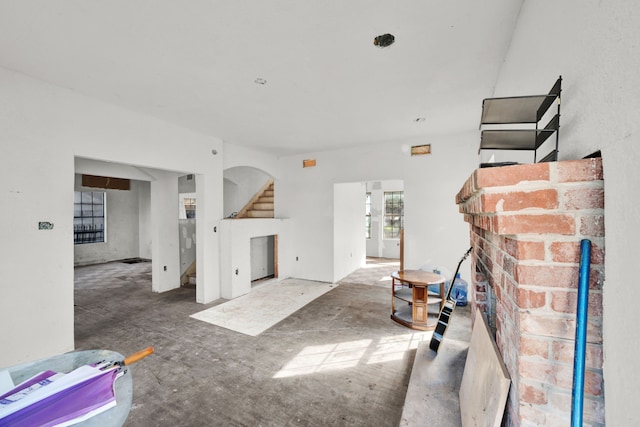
<box><xmin>456</xmin><ymin>158</ymin><xmax>605</xmax><ymax>426</ymax></box>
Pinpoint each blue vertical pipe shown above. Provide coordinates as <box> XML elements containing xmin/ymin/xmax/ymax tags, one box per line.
<box><xmin>571</xmin><ymin>239</ymin><xmax>591</xmax><ymax>427</ymax></box>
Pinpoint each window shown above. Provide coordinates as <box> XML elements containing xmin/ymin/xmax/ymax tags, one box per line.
<box><xmin>184</xmin><ymin>197</ymin><xmax>196</xmax><ymax>219</ymax></box>
<box><xmin>74</xmin><ymin>191</ymin><xmax>105</xmax><ymax>244</ymax></box>
<box><xmin>179</xmin><ymin>194</ymin><xmax>196</xmax><ymax>219</ymax></box>
<box><xmin>365</xmin><ymin>193</ymin><xmax>372</xmax><ymax>239</ymax></box>
<box><xmin>383</xmin><ymin>191</ymin><xmax>403</xmax><ymax>239</ymax></box>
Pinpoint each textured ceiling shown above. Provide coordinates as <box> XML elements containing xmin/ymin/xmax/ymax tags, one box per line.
<box><xmin>0</xmin><ymin>1</ymin><xmax>523</xmax><ymax>155</ymax></box>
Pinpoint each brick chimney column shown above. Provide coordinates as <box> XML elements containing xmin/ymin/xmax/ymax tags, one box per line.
<box><xmin>456</xmin><ymin>158</ymin><xmax>605</xmax><ymax>426</ymax></box>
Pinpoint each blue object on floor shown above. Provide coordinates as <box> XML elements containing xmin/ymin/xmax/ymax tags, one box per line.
<box><xmin>451</xmin><ymin>273</ymin><xmax>468</xmax><ymax>306</ymax></box>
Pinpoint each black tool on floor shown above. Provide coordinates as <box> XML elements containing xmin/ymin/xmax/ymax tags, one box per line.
<box><xmin>429</xmin><ymin>247</ymin><xmax>472</xmax><ymax>353</ymax></box>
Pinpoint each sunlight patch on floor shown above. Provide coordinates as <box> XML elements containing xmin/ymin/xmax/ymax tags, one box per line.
<box><xmin>273</xmin><ymin>339</ymin><xmax>372</xmax><ymax>378</ymax></box>
<box><xmin>368</xmin><ymin>332</ymin><xmax>429</xmax><ymax>364</ymax></box>
<box><xmin>273</xmin><ymin>332</ymin><xmax>430</xmax><ymax>378</ymax></box>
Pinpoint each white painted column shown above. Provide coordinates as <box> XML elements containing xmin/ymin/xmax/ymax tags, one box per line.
<box><xmin>196</xmin><ymin>172</ymin><xmax>223</xmax><ymax>303</ymax></box>
<box><xmin>150</xmin><ymin>172</ymin><xmax>180</xmax><ymax>292</ymax></box>
<box><xmin>333</xmin><ymin>182</ymin><xmax>366</xmax><ymax>282</ymax></box>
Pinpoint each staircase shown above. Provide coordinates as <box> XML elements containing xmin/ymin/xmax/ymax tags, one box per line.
<box><xmin>236</xmin><ymin>179</ymin><xmax>274</xmax><ymax>219</ymax></box>
<box><xmin>180</xmin><ymin>260</ymin><xmax>197</xmax><ymax>288</ymax></box>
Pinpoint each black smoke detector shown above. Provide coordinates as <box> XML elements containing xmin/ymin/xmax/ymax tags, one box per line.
<box><xmin>373</xmin><ymin>33</ymin><xmax>395</xmax><ymax>48</ymax></box>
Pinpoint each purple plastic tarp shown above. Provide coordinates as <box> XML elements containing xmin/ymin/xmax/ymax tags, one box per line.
<box><xmin>0</xmin><ymin>367</ymin><xmax>119</xmax><ymax>427</ymax></box>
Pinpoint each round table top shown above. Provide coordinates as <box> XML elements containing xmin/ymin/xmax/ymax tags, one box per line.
<box><xmin>391</xmin><ymin>270</ymin><xmax>445</xmax><ymax>286</ymax></box>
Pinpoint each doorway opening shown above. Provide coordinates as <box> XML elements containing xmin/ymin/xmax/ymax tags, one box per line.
<box><xmin>251</xmin><ymin>234</ymin><xmax>278</xmax><ymax>287</ymax></box>
<box><xmin>178</xmin><ymin>173</ymin><xmax>197</xmax><ymax>288</ymax></box>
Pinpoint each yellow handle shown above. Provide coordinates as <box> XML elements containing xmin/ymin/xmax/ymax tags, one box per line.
<box><xmin>123</xmin><ymin>346</ymin><xmax>154</xmax><ymax>366</ymax></box>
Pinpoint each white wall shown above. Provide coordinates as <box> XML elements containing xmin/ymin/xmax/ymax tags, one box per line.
<box><xmin>178</xmin><ymin>174</ymin><xmax>196</xmax><ymax>194</ymax></box>
<box><xmin>138</xmin><ymin>181</ymin><xmax>152</xmax><ymax>260</ymax></box>
<box><xmin>150</xmin><ymin>170</ymin><xmax>181</xmax><ymax>293</ymax></box>
<box><xmin>179</xmin><ymin>219</ymin><xmax>196</xmax><ymax>276</ymax></box>
<box><xmin>223</xmin><ymin>143</ymin><xmax>280</xmax><ymax>179</ymax></box>
<box><xmin>278</xmin><ymin>135</ymin><xmax>478</xmax><ymax>284</ymax></box>
<box><xmin>220</xmin><ymin>219</ymin><xmax>292</xmax><ymax>299</ymax></box>
<box><xmin>73</xmin><ymin>174</ymin><xmax>141</xmax><ymax>266</ymax></box>
<box><xmin>74</xmin><ymin>158</ymin><xmax>153</xmax><ymax>261</ymax></box>
<box><xmin>194</xmin><ymin>172</ymin><xmax>223</xmax><ymax>304</ymax></box>
<box><xmin>494</xmin><ymin>1</ymin><xmax>640</xmax><ymax>424</ymax></box>
<box><xmin>178</xmin><ymin>177</ymin><xmax>197</xmax><ymax>278</ymax></box>
<box><xmin>223</xmin><ymin>178</ymin><xmax>239</xmax><ymax>218</ymax></box>
<box><xmin>366</xmin><ymin>180</ymin><xmax>404</xmax><ymax>259</ymax></box>
<box><xmin>0</xmin><ymin>67</ymin><xmax>223</xmax><ymax>368</ymax></box>
<box><xmin>223</xmin><ymin>166</ymin><xmax>272</xmax><ymax>217</ymax></box>
<box><xmin>0</xmin><ymin>130</ymin><xmax>75</xmax><ymax>370</ymax></box>
<box><xmin>333</xmin><ymin>182</ymin><xmax>367</xmax><ymax>283</ymax></box>
<box><xmin>220</xmin><ymin>143</ymin><xmax>286</xmax><ymax>298</ymax></box>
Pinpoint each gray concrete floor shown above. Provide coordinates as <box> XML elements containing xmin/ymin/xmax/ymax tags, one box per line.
<box><xmin>74</xmin><ymin>260</ymin><xmax>470</xmax><ymax>427</ymax></box>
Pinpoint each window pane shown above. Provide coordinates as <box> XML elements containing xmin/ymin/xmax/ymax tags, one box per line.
<box><xmin>365</xmin><ymin>193</ymin><xmax>372</xmax><ymax>238</ymax></box>
<box><xmin>365</xmin><ymin>216</ymin><xmax>371</xmax><ymax>239</ymax></box>
<box><xmin>383</xmin><ymin>191</ymin><xmax>403</xmax><ymax>239</ymax></box>
<box><xmin>74</xmin><ymin>191</ymin><xmax>106</xmax><ymax>244</ymax></box>
<box><xmin>386</xmin><ymin>201</ymin><xmax>395</xmax><ymax>215</ymax></box>
<box><xmin>74</xmin><ymin>191</ymin><xmax>82</xmax><ymax>203</ymax></box>
<box><xmin>383</xmin><ymin>217</ymin><xmax>393</xmax><ymax>239</ymax></box>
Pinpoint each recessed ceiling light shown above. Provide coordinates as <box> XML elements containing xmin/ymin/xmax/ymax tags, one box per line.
<box><xmin>254</xmin><ymin>78</ymin><xmax>267</xmax><ymax>85</ymax></box>
<box><xmin>414</xmin><ymin>117</ymin><xmax>426</xmax><ymax>122</ymax></box>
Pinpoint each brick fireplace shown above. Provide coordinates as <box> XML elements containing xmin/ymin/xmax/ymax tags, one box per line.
<box><xmin>456</xmin><ymin>158</ymin><xmax>604</xmax><ymax>426</ymax></box>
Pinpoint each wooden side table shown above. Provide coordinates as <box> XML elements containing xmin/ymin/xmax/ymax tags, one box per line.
<box><xmin>391</xmin><ymin>270</ymin><xmax>445</xmax><ymax>331</ymax></box>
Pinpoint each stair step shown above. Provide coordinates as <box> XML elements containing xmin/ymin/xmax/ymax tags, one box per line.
<box><xmin>247</xmin><ymin>210</ymin><xmax>274</xmax><ymax>218</ymax></box>
<box><xmin>258</xmin><ymin>196</ymin><xmax>274</xmax><ymax>203</ymax></box>
<box><xmin>253</xmin><ymin>202</ymin><xmax>274</xmax><ymax>210</ymax></box>
<box><xmin>263</xmin><ymin>190</ymin><xmax>274</xmax><ymax>197</ymax></box>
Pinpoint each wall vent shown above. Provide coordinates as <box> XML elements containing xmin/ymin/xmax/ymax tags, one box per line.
<box><xmin>411</xmin><ymin>144</ymin><xmax>431</xmax><ymax>156</ymax></box>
